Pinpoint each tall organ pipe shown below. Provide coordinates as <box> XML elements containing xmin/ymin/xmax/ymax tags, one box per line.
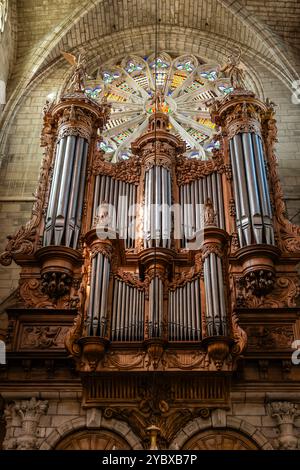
<box><xmin>203</xmin><ymin>253</ymin><xmax>227</xmax><ymax>337</ymax></box>
<box><xmin>148</xmin><ymin>277</ymin><xmax>163</xmax><ymax>338</ymax></box>
<box><xmin>168</xmin><ymin>279</ymin><xmax>201</xmax><ymax>341</ymax></box>
<box><xmin>144</xmin><ymin>166</ymin><xmax>172</xmax><ymax>249</ymax></box>
<box><xmin>111</xmin><ymin>279</ymin><xmax>145</xmax><ymax>341</ymax></box>
<box><xmin>230</xmin><ymin>132</ymin><xmax>274</xmax><ymax>246</ymax></box>
<box><xmin>180</xmin><ymin>173</ymin><xmax>225</xmax><ymax>248</ymax></box>
<box><xmin>86</xmin><ymin>252</ymin><xmax>110</xmax><ymax>337</ymax></box>
<box><xmin>92</xmin><ymin>175</ymin><xmax>137</xmax><ymax>249</ymax></box>
<box><xmin>44</xmin><ymin>136</ymin><xmax>88</xmax><ymax>248</ymax></box>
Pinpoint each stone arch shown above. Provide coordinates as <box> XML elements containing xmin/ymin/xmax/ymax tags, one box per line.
<box><xmin>54</xmin><ymin>429</ymin><xmax>131</xmax><ymax>450</ymax></box>
<box><xmin>1</xmin><ymin>0</ymin><xmax>298</xmax><ymax>151</ymax></box>
<box><xmin>39</xmin><ymin>415</ymin><xmax>143</xmax><ymax>450</ymax></box>
<box><xmin>0</xmin><ymin>24</ymin><xmax>268</xmax><ymax>155</ymax></box>
<box><xmin>169</xmin><ymin>415</ymin><xmax>274</xmax><ymax>450</ymax></box>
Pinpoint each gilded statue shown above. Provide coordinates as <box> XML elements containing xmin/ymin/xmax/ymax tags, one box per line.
<box><xmin>219</xmin><ymin>50</ymin><xmax>245</xmax><ymax>89</ymax></box>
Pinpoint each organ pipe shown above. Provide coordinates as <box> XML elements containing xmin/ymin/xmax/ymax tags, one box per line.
<box><xmin>148</xmin><ymin>277</ymin><xmax>163</xmax><ymax>338</ymax></box>
<box><xmin>180</xmin><ymin>173</ymin><xmax>225</xmax><ymax>247</ymax></box>
<box><xmin>230</xmin><ymin>132</ymin><xmax>274</xmax><ymax>246</ymax></box>
<box><xmin>92</xmin><ymin>175</ymin><xmax>137</xmax><ymax>249</ymax></box>
<box><xmin>111</xmin><ymin>279</ymin><xmax>145</xmax><ymax>341</ymax></box>
<box><xmin>203</xmin><ymin>253</ymin><xmax>227</xmax><ymax>337</ymax></box>
<box><xmin>44</xmin><ymin>136</ymin><xmax>88</xmax><ymax>248</ymax></box>
<box><xmin>86</xmin><ymin>252</ymin><xmax>110</xmax><ymax>337</ymax></box>
<box><xmin>144</xmin><ymin>166</ymin><xmax>172</xmax><ymax>249</ymax></box>
<box><xmin>168</xmin><ymin>279</ymin><xmax>201</xmax><ymax>341</ymax></box>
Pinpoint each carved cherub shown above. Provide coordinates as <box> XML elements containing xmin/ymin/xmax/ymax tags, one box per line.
<box><xmin>62</xmin><ymin>51</ymin><xmax>87</xmax><ymax>93</ymax></box>
<box><xmin>219</xmin><ymin>50</ymin><xmax>245</xmax><ymax>89</ymax></box>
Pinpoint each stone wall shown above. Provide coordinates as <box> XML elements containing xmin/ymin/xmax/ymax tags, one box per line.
<box><xmin>0</xmin><ymin>0</ymin><xmax>17</xmax><ymax>116</ymax></box>
<box><xmin>1</xmin><ymin>392</ymin><xmax>300</xmax><ymax>450</ymax></box>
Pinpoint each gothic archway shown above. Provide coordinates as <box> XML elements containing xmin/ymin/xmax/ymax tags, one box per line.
<box><xmin>182</xmin><ymin>429</ymin><xmax>259</xmax><ymax>450</ymax></box>
<box><xmin>55</xmin><ymin>429</ymin><xmax>131</xmax><ymax>450</ymax></box>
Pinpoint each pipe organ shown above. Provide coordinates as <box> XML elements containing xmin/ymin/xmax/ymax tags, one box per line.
<box><xmin>2</xmin><ymin>63</ymin><xmax>300</xmax><ymax>449</ymax></box>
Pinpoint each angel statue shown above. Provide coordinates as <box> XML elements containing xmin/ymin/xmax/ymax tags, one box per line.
<box><xmin>219</xmin><ymin>50</ymin><xmax>245</xmax><ymax>89</ymax></box>
<box><xmin>62</xmin><ymin>51</ymin><xmax>87</xmax><ymax>93</ymax></box>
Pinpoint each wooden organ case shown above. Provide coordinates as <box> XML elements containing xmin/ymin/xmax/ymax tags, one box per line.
<box><xmin>1</xmin><ymin>81</ymin><xmax>300</xmax><ymax>449</ymax></box>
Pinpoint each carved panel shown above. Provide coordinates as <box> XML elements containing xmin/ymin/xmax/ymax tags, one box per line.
<box><xmin>19</xmin><ymin>326</ymin><xmax>69</xmax><ymax>350</ymax></box>
<box><xmin>245</xmin><ymin>326</ymin><xmax>294</xmax><ymax>350</ymax></box>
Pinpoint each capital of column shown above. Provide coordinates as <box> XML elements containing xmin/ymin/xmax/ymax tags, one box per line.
<box><xmin>210</xmin><ymin>90</ymin><xmax>267</xmax><ymax>139</ymax></box>
<box><xmin>201</xmin><ymin>226</ymin><xmax>229</xmax><ymax>261</ymax></box>
<box><xmin>41</xmin><ymin>92</ymin><xmax>111</xmax><ymax>145</ymax></box>
<box><xmin>85</xmin><ymin>229</ymin><xmax>114</xmax><ymax>260</ymax></box>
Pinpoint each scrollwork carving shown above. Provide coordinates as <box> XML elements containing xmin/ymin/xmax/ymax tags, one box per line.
<box><xmin>0</xmin><ymin>148</ymin><xmax>52</xmax><ymax>266</ymax></box>
<box><xmin>236</xmin><ymin>275</ymin><xmax>299</xmax><ymax>309</ymax></box>
<box><xmin>92</xmin><ymin>154</ymin><xmax>141</xmax><ymax>184</ymax></box>
<box><xmin>175</xmin><ymin>154</ymin><xmax>225</xmax><ymax>186</ymax></box>
<box><xmin>19</xmin><ymin>279</ymin><xmax>53</xmax><ymax>309</ymax></box>
<box><xmin>261</xmin><ymin>107</ymin><xmax>300</xmax><ymax>253</ymax></box>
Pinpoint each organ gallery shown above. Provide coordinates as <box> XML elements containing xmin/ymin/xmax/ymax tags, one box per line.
<box><xmin>0</xmin><ymin>49</ymin><xmax>300</xmax><ymax>451</ymax></box>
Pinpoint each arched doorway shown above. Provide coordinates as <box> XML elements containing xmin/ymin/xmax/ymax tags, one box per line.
<box><xmin>182</xmin><ymin>429</ymin><xmax>259</xmax><ymax>450</ymax></box>
<box><xmin>55</xmin><ymin>429</ymin><xmax>131</xmax><ymax>450</ymax></box>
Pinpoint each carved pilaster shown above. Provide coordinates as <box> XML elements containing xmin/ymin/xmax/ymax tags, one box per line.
<box><xmin>268</xmin><ymin>401</ymin><xmax>300</xmax><ymax>450</ymax></box>
<box><xmin>3</xmin><ymin>398</ymin><xmax>48</xmax><ymax>450</ymax></box>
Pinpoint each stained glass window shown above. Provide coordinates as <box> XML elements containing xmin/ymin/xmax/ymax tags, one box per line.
<box><xmin>84</xmin><ymin>53</ymin><xmax>234</xmax><ymax>161</ymax></box>
<box><xmin>200</xmin><ymin>70</ymin><xmax>218</xmax><ymax>81</ymax></box>
<box><xmin>85</xmin><ymin>85</ymin><xmax>102</xmax><ymax>100</ymax></box>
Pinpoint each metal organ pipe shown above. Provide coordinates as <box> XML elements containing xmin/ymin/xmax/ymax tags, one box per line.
<box><xmin>86</xmin><ymin>252</ymin><xmax>111</xmax><ymax>337</ymax></box>
<box><xmin>44</xmin><ymin>136</ymin><xmax>88</xmax><ymax>248</ymax></box>
<box><xmin>180</xmin><ymin>173</ymin><xmax>225</xmax><ymax>248</ymax></box>
<box><xmin>92</xmin><ymin>175</ymin><xmax>137</xmax><ymax>249</ymax></box>
<box><xmin>168</xmin><ymin>280</ymin><xmax>201</xmax><ymax>341</ymax></box>
<box><xmin>148</xmin><ymin>277</ymin><xmax>163</xmax><ymax>338</ymax></box>
<box><xmin>144</xmin><ymin>166</ymin><xmax>172</xmax><ymax>249</ymax></box>
<box><xmin>203</xmin><ymin>253</ymin><xmax>227</xmax><ymax>337</ymax></box>
<box><xmin>111</xmin><ymin>279</ymin><xmax>145</xmax><ymax>341</ymax></box>
<box><xmin>230</xmin><ymin>133</ymin><xmax>274</xmax><ymax>246</ymax></box>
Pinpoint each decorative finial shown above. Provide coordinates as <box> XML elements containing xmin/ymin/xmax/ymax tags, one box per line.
<box><xmin>146</xmin><ymin>424</ymin><xmax>160</xmax><ymax>450</ymax></box>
